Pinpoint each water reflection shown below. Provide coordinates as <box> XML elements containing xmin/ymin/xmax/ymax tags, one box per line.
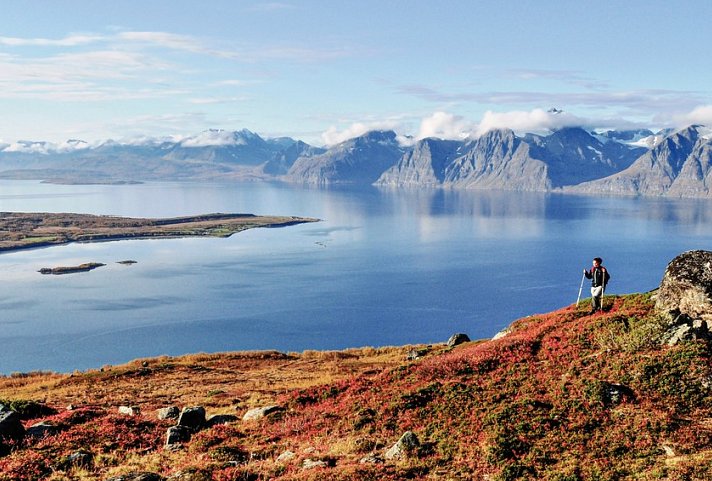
<box><xmin>2</xmin><ymin>180</ymin><xmax>712</xmax><ymax>374</ymax></box>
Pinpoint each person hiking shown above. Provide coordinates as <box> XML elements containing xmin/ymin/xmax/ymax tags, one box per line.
<box><xmin>583</xmin><ymin>257</ymin><xmax>610</xmax><ymax>314</ymax></box>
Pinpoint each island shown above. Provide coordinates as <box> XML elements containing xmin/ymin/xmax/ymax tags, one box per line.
<box><xmin>38</xmin><ymin>262</ymin><xmax>106</xmax><ymax>275</ymax></box>
<box><xmin>0</xmin><ymin>212</ymin><xmax>319</xmax><ymax>253</ymax></box>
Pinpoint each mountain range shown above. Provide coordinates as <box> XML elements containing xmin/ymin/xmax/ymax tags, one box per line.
<box><xmin>1</xmin><ymin>125</ymin><xmax>711</xmax><ymax>197</ymax></box>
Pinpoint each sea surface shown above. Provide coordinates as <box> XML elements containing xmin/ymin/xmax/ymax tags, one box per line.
<box><xmin>2</xmin><ymin>180</ymin><xmax>712</xmax><ymax>374</ymax></box>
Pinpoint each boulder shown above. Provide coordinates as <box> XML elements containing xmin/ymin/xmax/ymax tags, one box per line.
<box><xmin>118</xmin><ymin>406</ymin><xmax>141</xmax><ymax>416</ymax></box>
<box><xmin>157</xmin><ymin>406</ymin><xmax>180</xmax><ymax>421</ymax></box>
<box><xmin>359</xmin><ymin>454</ymin><xmax>384</xmax><ymax>464</ymax></box>
<box><xmin>166</xmin><ymin>470</ymin><xmax>211</xmax><ymax>481</ymax></box>
<box><xmin>447</xmin><ymin>333</ymin><xmax>471</xmax><ymax>347</ymax></box>
<box><xmin>657</xmin><ymin>250</ymin><xmax>712</xmax><ymax>320</ymax></box>
<box><xmin>242</xmin><ymin>405</ymin><xmax>283</xmax><ymax>421</ymax></box>
<box><xmin>206</xmin><ymin>414</ymin><xmax>238</xmax><ymax>427</ymax></box>
<box><xmin>656</xmin><ymin>250</ymin><xmax>712</xmax><ymax>344</ymax></box>
<box><xmin>302</xmin><ymin>458</ymin><xmax>328</xmax><ymax>469</ymax></box>
<box><xmin>276</xmin><ymin>450</ymin><xmax>296</xmax><ymax>463</ymax></box>
<box><xmin>407</xmin><ymin>347</ymin><xmax>429</xmax><ymax>360</ymax></box>
<box><xmin>26</xmin><ymin>422</ymin><xmax>59</xmax><ymax>438</ymax></box>
<box><xmin>165</xmin><ymin>426</ymin><xmax>192</xmax><ymax>448</ymax></box>
<box><xmin>384</xmin><ymin>431</ymin><xmax>420</xmax><ymax>460</ymax></box>
<box><xmin>59</xmin><ymin>450</ymin><xmax>94</xmax><ymax>469</ymax></box>
<box><xmin>177</xmin><ymin>406</ymin><xmax>206</xmax><ymax>431</ymax></box>
<box><xmin>0</xmin><ymin>409</ymin><xmax>25</xmax><ymax>440</ymax></box>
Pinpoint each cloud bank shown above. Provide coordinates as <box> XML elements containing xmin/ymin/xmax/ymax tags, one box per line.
<box><xmin>674</xmin><ymin>105</ymin><xmax>712</xmax><ymax>127</ymax></box>
<box><xmin>320</xmin><ymin>108</ymin><xmax>594</xmax><ymax>146</ymax></box>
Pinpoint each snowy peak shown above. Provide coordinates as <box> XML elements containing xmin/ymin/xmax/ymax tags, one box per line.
<box><xmin>179</xmin><ymin>129</ymin><xmax>265</xmax><ymax>148</ymax></box>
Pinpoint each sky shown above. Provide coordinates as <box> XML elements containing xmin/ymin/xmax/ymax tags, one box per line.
<box><xmin>1</xmin><ymin>0</ymin><xmax>712</xmax><ymax>146</ymax></box>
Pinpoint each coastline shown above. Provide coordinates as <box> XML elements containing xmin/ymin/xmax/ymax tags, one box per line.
<box><xmin>0</xmin><ymin>212</ymin><xmax>319</xmax><ymax>254</ymax></box>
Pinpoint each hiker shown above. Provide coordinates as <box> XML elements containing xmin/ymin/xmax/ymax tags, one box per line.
<box><xmin>583</xmin><ymin>257</ymin><xmax>610</xmax><ymax>314</ymax></box>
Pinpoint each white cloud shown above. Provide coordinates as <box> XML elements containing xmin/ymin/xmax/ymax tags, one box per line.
<box><xmin>188</xmin><ymin>96</ymin><xmax>248</xmax><ymax>105</ymax></box>
<box><xmin>474</xmin><ymin>108</ymin><xmax>586</xmax><ymax>137</ymax></box>
<box><xmin>321</xmin><ymin>121</ymin><xmax>399</xmax><ymax>146</ymax></box>
<box><xmin>180</xmin><ymin>130</ymin><xmax>246</xmax><ymax>147</ymax></box>
<box><xmin>0</xmin><ymin>34</ymin><xmax>105</xmax><ymax>47</ymax></box>
<box><xmin>416</xmin><ymin>111</ymin><xmax>475</xmax><ymax>140</ymax></box>
<box><xmin>674</xmin><ymin>105</ymin><xmax>712</xmax><ymax>127</ymax></box>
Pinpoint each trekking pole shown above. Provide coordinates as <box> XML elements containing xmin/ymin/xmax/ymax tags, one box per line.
<box><xmin>601</xmin><ymin>269</ymin><xmax>606</xmax><ymax>311</ymax></box>
<box><xmin>576</xmin><ymin>271</ymin><xmax>585</xmax><ymax>307</ymax></box>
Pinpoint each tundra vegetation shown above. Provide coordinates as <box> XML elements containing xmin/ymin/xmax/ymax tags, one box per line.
<box><xmin>1</xmin><ymin>292</ymin><xmax>710</xmax><ymax>481</ymax></box>
<box><xmin>0</xmin><ymin>212</ymin><xmax>318</xmax><ymax>253</ymax></box>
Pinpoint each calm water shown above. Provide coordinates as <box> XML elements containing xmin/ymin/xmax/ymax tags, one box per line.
<box><xmin>2</xmin><ymin>180</ymin><xmax>712</xmax><ymax>374</ymax></box>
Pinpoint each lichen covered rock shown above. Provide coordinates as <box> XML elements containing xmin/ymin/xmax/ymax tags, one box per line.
<box><xmin>656</xmin><ymin>250</ymin><xmax>712</xmax><ymax>320</ymax></box>
<box><xmin>656</xmin><ymin>250</ymin><xmax>712</xmax><ymax>344</ymax></box>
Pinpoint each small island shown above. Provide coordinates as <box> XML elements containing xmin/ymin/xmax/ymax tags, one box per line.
<box><xmin>38</xmin><ymin>262</ymin><xmax>106</xmax><ymax>275</ymax></box>
<box><xmin>0</xmin><ymin>212</ymin><xmax>319</xmax><ymax>253</ymax></box>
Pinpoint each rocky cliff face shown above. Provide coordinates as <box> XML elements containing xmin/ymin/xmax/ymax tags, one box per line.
<box><xmin>567</xmin><ymin>126</ymin><xmax>712</xmax><ymax>197</ymax></box>
<box><xmin>655</xmin><ymin>249</ymin><xmax>712</xmax><ymax>344</ymax></box>
<box><xmin>442</xmin><ymin>129</ymin><xmax>551</xmax><ymax>191</ymax></box>
<box><xmin>532</xmin><ymin>127</ymin><xmax>645</xmax><ymax>187</ymax></box>
<box><xmin>285</xmin><ymin>130</ymin><xmax>404</xmax><ymax>184</ymax></box>
<box><xmin>375</xmin><ymin>138</ymin><xmax>462</xmax><ymax>186</ymax></box>
<box><xmin>375</xmin><ymin>127</ymin><xmax>645</xmax><ymax>192</ymax></box>
<box><xmin>262</xmin><ymin>141</ymin><xmax>325</xmax><ymax>175</ymax></box>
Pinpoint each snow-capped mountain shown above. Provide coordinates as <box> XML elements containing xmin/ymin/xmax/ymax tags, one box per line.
<box><xmin>2</xmin><ymin>125</ymin><xmax>711</xmax><ymax>197</ymax></box>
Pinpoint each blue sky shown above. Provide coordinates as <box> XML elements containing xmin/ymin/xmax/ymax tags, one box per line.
<box><xmin>1</xmin><ymin>0</ymin><xmax>711</xmax><ymax>145</ymax></box>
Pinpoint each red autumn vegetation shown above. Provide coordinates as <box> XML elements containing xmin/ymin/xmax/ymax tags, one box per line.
<box><xmin>1</xmin><ymin>293</ymin><xmax>711</xmax><ymax>480</ymax></box>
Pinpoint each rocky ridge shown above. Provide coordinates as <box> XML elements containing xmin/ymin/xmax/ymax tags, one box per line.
<box><xmin>3</xmin><ymin>125</ymin><xmax>712</xmax><ymax>196</ymax></box>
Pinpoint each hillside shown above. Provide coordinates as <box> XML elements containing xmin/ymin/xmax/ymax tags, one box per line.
<box><xmin>1</xmin><ymin>289</ymin><xmax>710</xmax><ymax>480</ymax></box>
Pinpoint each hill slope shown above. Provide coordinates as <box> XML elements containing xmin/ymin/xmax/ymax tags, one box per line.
<box><xmin>1</xmin><ymin>293</ymin><xmax>711</xmax><ymax>481</ymax></box>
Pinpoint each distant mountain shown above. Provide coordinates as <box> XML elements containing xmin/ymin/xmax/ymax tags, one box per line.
<box><xmin>0</xmin><ymin>129</ymin><xmax>304</xmax><ymax>183</ymax></box>
<box><xmin>566</xmin><ymin>125</ymin><xmax>712</xmax><ymax>197</ymax></box>
<box><xmin>163</xmin><ymin>129</ymin><xmax>277</xmax><ymax>165</ymax></box>
<box><xmin>530</xmin><ymin>127</ymin><xmax>646</xmax><ymax>187</ymax></box>
<box><xmin>376</xmin><ymin>138</ymin><xmax>463</xmax><ymax>186</ymax></box>
<box><xmin>378</xmin><ymin>127</ymin><xmax>646</xmax><ymax>191</ymax></box>
<box><xmin>3</xmin><ymin>124</ymin><xmax>712</xmax><ymax>197</ymax></box>
<box><xmin>263</xmin><ymin>141</ymin><xmax>326</xmax><ymax>176</ymax></box>
<box><xmin>286</xmin><ymin>130</ymin><xmax>405</xmax><ymax>184</ymax></box>
<box><xmin>441</xmin><ymin>129</ymin><xmax>550</xmax><ymax>190</ymax></box>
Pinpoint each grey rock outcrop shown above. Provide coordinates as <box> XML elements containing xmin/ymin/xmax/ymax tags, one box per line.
<box><xmin>407</xmin><ymin>347</ymin><xmax>429</xmax><ymax>360</ymax></box>
<box><xmin>359</xmin><ymin>453</ymin><xmax>384</xmax><ymax>464</ymax></box>
<box><xmin>276</xmin><ymin>450</ymin><xmax>296</xmax><ymax>463</ymax></box>
<box><xmin>118</xmin><ymin>405</ymin><xmax>141</xmax><ymax>416</ymax></box>
<box><xmin>447</xmin><ymin>333</ymin><xmax>471</xmax><ymax>347</ymax></box>
<box><xmin>656</xmin><ymin>250</ymin><xmax>712</xmax><ymax>344</ymax></box>
<box><xmin>59</xmin><ymin>450</ymin><xmax>94</xmax><ymax>469</ymax></box>
<box><xmin>302</xmin><ymin>458</ymin><xmax>328</xmax><ymax>469</ymax></box>
<box><xmin>384</xmin><ymin>431</ymin><xmax>420</xmax><ymax>460</ymax></box>
<box><xmin>177</xmin><ymin>406</ymin><xmax>206</xmax><ymax>431</ymax></box>
<box><xmin>0</xmin><ymin>408</ymin><xmax>25</xmax><ymax>440</ymax></box>
<box><xmin>157</xmin><ymin>406</ymin><xmax>180</xmax><ymax>421</ymax></box>
<box><xmin>206</xmin><ymin>414</ymin><xmax>238</xmax><ymax>427</ymax></box>
<box><xmin>165</xmin><ymin>425</ymin><xmax>192</xmax><ymax>448</ymax></box>
<box><xmin>26</xmin><ymin>421</ymin><xmax>59</xmax><ymax>438</ymax></box>
<box><xmin>242</xmin><ymin>405</ymin><xmax>283</xmax><ymax>421</ymax></box>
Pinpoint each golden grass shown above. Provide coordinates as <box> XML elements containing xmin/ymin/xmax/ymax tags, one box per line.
<box><xmin>0</xmin><ymin>345</ymin><xmax>427</xmax><ymax>413</ymax></box>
